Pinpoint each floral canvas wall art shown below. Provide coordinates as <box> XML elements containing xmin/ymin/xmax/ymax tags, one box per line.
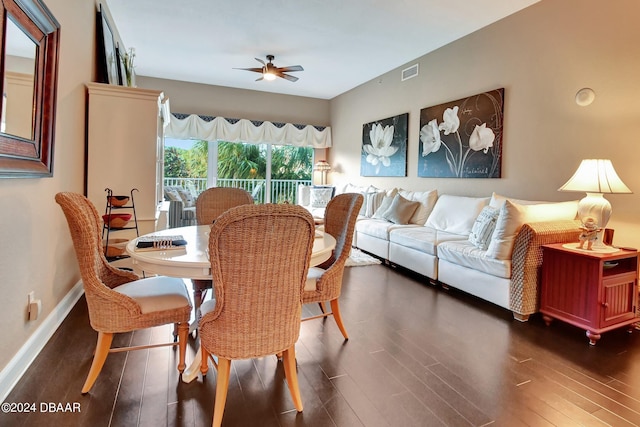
<box><xmin>361</xmin><ymin>113</ymin><xmax>408</xmax><ymax>177</ymax></box>
<box><xmin>418</xmin><ymin>88</ymin><xmax>504</xmax><ymax>178</ymax></box>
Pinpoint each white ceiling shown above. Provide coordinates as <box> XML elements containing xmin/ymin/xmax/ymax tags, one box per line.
<box><xmin>107</xmin><ymin>0</ymin><xmax>539</xmax><ymax>100</ymax></box>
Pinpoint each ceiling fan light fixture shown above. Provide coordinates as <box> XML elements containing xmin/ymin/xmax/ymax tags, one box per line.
<box><xmin>263</xmin><ymin>71</ymin><xmax>276</xmax><ymax>81</ymax></box>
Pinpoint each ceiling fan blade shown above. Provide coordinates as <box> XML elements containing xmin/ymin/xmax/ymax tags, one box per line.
<box><xmin>254</xmin><ymin>57</ymin><xmax>265</xmax><ymax>65</ymax></box>
<box><xmin>277</xmin><ymin>72</ymin><xmax>299</xmax><ymax>82</ymax></box>
<box><xmin>255</xmin><ymin>76</ymin><xmax>264</xmax><ymax>81</ymax></box>
<box><xmin>278</xmin><ymin>65</ymin><xmax>304</xmax><ymax>73</ymax></box>
<box><xmin>233</xmin><ymin>67</ymin><xmax>264</xmax><ymax>73</ymax></box>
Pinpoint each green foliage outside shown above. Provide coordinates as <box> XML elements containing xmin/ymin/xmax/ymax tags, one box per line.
<box><xmin>164</xmin><ymin>140</ymin><xmax>312</xmax><ymax>180</ymax></box>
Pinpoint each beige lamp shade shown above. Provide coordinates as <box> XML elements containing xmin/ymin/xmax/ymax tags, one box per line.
<box><xmin>558</xmin><ymin>159</ymin><xmax>631</xmax><ymax>194</ymax></box>
<box><xmin>313</xmin><ymin>160</ymin><xmax>331</xmax><ymax>171</ymax></box>
<box><xmin>314</xmin><ymin>160</ymin><xmax>331</xmax><ymax>185</ymax></box>
<box><xmin>558</xmin><ymin>159</ymin><xmax>631</xmax><ymax>236</ymax></box>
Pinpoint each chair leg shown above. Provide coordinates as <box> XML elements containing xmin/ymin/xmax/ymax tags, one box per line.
<box><xmin>177</xmin><ymin>322</ymin><xmax>189</xmax><ymax>373</ymax></box>
<box><xmin>193</xmin><ymin>287</ymin><xmax>203</xmax><ymax>320</ymax></box>
<box><xmin>330</xmin><ymin>299</ymin><xmax>349</xmax><ymax>340</ymax></box>
<box><xmin>318</xmin><ymin>301</ymin><xmax>327</xmax><ymax>313</ymax></box>
<box><xmin>212</xmin><ymin>358</ymin><xmax>231</xmax><ymax>427</ymax></box>
<box><xmin>81</xmin><ymin>332</ymin><xmax>114</xmax><ymax>394</ymax></box>
<box><xmin>282</xmin><ymin>346</ymin><xmax>303</xmax><ymax>412</ymax></box>
<box><xmin>201</xmin><ymin>347</ymin><xmax>210</xmax><ymax>378</ymax></box>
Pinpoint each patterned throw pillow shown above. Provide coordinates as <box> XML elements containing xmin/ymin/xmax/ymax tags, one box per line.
<box><xmin>310</xmin><ymin>187</ymin><xmax>334</xmax><ymax>208</ymax></box>
<box><xmin>469</xmin><ymin>206</ymin><xmax>500</xmax><ymax>250</ymax></box>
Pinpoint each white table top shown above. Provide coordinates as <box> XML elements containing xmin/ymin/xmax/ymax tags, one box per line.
<box><xmin>126</xmin><ymin>224</ymin><xmax>336</xmax><ymax>279</ymax></box>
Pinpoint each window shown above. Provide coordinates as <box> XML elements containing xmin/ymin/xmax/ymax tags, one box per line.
<box><xmin>163</xmin><ymin>138</ymin><xmax>313</xmax><ymax>203</ymax></box>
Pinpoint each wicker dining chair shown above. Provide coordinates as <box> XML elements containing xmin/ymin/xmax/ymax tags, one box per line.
<box><xmin>55</xmin><ymin>192</ymin><xmax>191</xmax><ymax>394</ymax></box>
<box><xmin>191</xmin><ymin>187</ymin><xmax>254</xmax><ymax>319</ymax></box>
<box><xmin>302</xmin><ymin>193</ymin><xmax>363</xmax><ymax>340</ymax></box>
<box><xmin>198</xmin><ymin>203</ymin><xmax>315</xmax><ymax>427</ymax></box>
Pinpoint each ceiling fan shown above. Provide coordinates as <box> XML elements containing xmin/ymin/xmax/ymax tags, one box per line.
<box><xmin>235</xmin><ymin>55</ymin><xmax>304</xmax><ymax>82</ymax></box>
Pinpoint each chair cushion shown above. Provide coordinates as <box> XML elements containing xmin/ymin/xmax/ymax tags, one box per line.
<box><xmin>115</xmin><ymin>276</ymin><xmax>191</xmax><ymax>314</ymax></box>
<box><xmin>305</xmin><ymin>267</ymin><xmax>325</xmax><ymax>291</ymax></box>
<box><xmin>200</xmin><ymin>298</ymin><xmax>217</xmax><ymax>316</ymax></box>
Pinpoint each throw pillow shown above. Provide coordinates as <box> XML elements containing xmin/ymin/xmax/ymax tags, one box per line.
<box><xmin>486</xmin><ymin>199</ymin><xmax>579</xmax><ymax>260</ymax></box>
<box><xmin>297</xmin><ymin>184</ymin><xmax>311</xmax><ymax>207</ymax></box>
<box><xmin>486</xmin><ymin>200</ymin><xmax>528</xmax><ymax>259</ymax></box>
<box><xmin>468</xmin><ymin>206</ymin><xmax>500</xmax><ymax>250</ymax></box>
<box><xmin>164</xmin><ymin>187</ymin><xmax>182</xmax><ymax>202</ymax></box>
<box><xmin>310</xmin><ymin>187</ymin><xmax>334</xmax><ymax>208</ymax></box>
<box><xmin>381</xmin><ymin>194</ymin><xmax>420</xmax><ymax>225</ymax></box>
<box><xmin>371</xmin><ymin>194</ymin><xmax>396</xmax><ymax>220</ymax></box>
<box><xmin>176</xmin><ymin>187</ymin><xmax>195</xmax><ymax>208</ymax></box>
<box><xmin>399</xmin><ymin>189</ymin><xmax>438</xmax><ymax>225</ymax></box>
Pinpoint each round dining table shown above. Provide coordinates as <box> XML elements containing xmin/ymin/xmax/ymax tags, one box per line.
<box><xmin>125</xmin><ymin>224</ymin><xmax>336</xmax><ymax>382</ymax></box>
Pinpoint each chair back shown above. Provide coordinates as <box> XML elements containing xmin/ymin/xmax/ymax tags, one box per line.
<box><xmin>321</xmin><ymin>193</ymin><xmax>364</xmax><ymax>270</ymax></box>
<box><xmin>195</xmin><ymin>187</ymin><xmax>253</xmax><ymax>225</ymax></box>
<box><xmin>199</xmin><ymin>204</ymin><xmax>315</xmax><ymax>359</ymax></box>
<box><xmin>55</xmin><ymin>192</ymin><xmax>140</xmax><ymax>331</ymax></box>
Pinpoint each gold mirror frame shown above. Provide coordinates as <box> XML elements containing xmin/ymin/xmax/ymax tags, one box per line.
<box><xmin>0</xmin><ymin>0</ymin><xmax>59</xmax><ymax>178</ymax></box>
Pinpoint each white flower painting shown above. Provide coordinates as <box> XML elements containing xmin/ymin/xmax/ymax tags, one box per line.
<box><xmin>361</xmin><ymin>113</ymin><xmax>408</xmax><ymax>177</ymax></box>
<box><xmin>418</xmin><ymin>88</ymin><xmax>504</xmax><ymax>178</ymax></box>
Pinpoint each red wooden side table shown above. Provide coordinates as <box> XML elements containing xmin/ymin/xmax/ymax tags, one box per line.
<box><xmin>540</xmin><ymin>243</ymin><xmax>638</xmax><ymax>345</ymax></box>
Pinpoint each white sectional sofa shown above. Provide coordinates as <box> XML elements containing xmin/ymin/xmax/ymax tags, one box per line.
<box><xmin>324</xmin><ymin>184</ymin><xmax>582</xmax><ymax>321</ymax></box>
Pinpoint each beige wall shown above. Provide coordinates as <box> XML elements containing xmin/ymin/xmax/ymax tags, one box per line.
<box><xmin>0</xmin><ymin>0</ymin><xmax>95</xmax><ymax>370</ymax></box>
<box><xmin>329</xmin><ymin>0</ymin><xmax>640</xmax><ymax>248</ymax></box>
<box><xmin>137</xmin><ymin>76</ymin><xmax>331</xmax><ymax>127</ymax></box>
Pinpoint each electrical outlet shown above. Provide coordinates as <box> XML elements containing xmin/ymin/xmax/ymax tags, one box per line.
<box><xmin>27</xmin><ymin>291</ymin><xmax>41</xmax><ymax>321</ymax></box>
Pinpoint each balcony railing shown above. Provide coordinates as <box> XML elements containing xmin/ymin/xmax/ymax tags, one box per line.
<box><xmin>163</xmin><ymin>177</ymin><xmax>312</xmax><ymax>204</ymax></box>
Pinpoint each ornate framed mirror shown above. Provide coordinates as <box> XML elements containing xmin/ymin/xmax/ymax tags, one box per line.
<box><xmin>0</xmin><ymin>0</ymin><xmax>59</xmax><ymax>177</ymax></box>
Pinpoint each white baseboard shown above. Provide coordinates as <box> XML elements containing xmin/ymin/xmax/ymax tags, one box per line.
<box><xmin>0</xmin><ymin>280</ymin><xmax>84</xmax><ymax>402</ymax></box>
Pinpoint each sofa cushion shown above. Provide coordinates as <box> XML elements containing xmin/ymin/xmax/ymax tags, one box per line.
<box><xmin>356</xmin><ymin>218</ymin><xmax>408</xmax><ymax>240</ymax></box>
<box><xmin>371</xmin><ymin>191</ymin><xmax>398</xmax><ymax>219</ymax></box>
<box><xmin>389</xmin><ymin>226</ymin><xmax>467</xmax><ymax>256</ymax></box>
<box><xmin>381</xmin><ymin>194</ymin><xmax>420</xmax><ymax>225</ymax></box>
<box><xmin>486</xmin><ymin>199</ymin><xmax>578</xmax><ymax>259</ymax></box>
<box><xmin>425</xmin><ymin>194</ymin><xmax>490</xmax><ymax>235</ymax></box>
<box><xmin>399</xmin><ymin>189</ymin><xmax>438</xmax><ymax>225</ymax></box>
<box><xmin>438</xmin><ymin>240</ymin><xmax>512</xmax><ymax>279</ymax></box>
<box><xmin>468</xmin><ymin>206</ymin><xmax>500</xmax><ymax>250</ymax></box>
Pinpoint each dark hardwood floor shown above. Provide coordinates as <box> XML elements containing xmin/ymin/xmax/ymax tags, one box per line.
<box><xmin>4</xmin><ymin>263</ymin><xmax>640</xmax><ymax>426</ymax></box>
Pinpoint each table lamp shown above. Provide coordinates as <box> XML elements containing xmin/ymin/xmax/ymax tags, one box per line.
<box><xmin>558</xmin><ymin>159</ymin><xmax>631</xmax><ymax>250</ymax></box>
<box><xmin>314</xmin><ymin>160</ymin><xmax>331</xmax><ymax>185</ymax></box>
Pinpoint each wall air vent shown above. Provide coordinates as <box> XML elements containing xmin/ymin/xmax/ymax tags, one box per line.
<box><xmin>401</xmin><ymin>64</ymin><xmax>419</xmax><ymax>81</ymax></box>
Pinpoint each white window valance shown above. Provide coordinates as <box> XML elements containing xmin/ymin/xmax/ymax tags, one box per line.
<box><xmin>165</xmin><ymin>113</ymin><xmax>332</xmax><ymax>148</ymax></box>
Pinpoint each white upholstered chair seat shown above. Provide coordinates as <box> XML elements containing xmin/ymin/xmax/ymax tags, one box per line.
<box><xmin>115</xmin><ymin>276</ymin><xmax>191</xmax><ymax>314</ymax></box>
<box><xmin>200</xmin><ymin>298</ymin><xmax>217</xmax><ymax>316</ymax></box>
<box><xmin>305</xmin><ymin>267</ymin><xmax>325</xmax><ymax>291</ymax></box>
